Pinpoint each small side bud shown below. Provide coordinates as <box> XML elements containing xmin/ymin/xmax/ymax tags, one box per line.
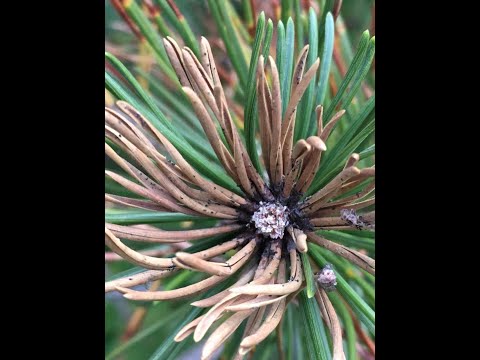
<box><xmin>315</xmin><ymin>264</ymin><xmax>337</xmax><ymax>292</ymax></box>
<box><xmin>340</xmin><ymin>209</ymin><xmax>373</xmax><ymax>230</ymax></box>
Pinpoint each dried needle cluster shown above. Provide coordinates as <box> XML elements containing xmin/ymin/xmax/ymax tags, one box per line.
<box><xmin>105</xmin><ymin>36</ymin><xmax>375</xmax><ymax>359</ymax></box>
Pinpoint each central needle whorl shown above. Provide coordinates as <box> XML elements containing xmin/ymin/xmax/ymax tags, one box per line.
<box><xmin>251</xmin><ymin>201</ymin><xmax>290</xmax><ymax>239</ymax></box>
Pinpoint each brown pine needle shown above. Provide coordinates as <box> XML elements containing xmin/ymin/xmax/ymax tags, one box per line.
<box><xmin>315</xmin><ymin>197</ymin><xmax>376</xmax><ymax>217</ymax></box>
<box><xmin>315</xmin><ymin>289</ymin><xmax>346</xmax><ymax>360</ymax></box>
<box><xmin>309</xmin><ymin>216</ymin><xmax>349</xmax><ymax>227</ymax></box>
<box><xmin>107</xmin><ymin>125</ymin><xmax>240</xmax><ymax>217</ymax></box>
<box><xmin>201</xmin><ymin>310</ymin><xmax>253</xmax><ymax>360</ymax></box>
<box><xmin>117</xmin><ymin>101</ymin><xmax>248</xmax><ymax>207</ymax></box>
<box><xmin>295</xmin><ymin>136</ymin><xmax>327</xmax><ymax>193</ymax></box>
<box><xmin>117</xmin><ymin>238</ymin><xmax>257</xmax><ymax>300</ymax></box>
<box><xmin>214</xmin><ymin>85</ymin><xmax>237</xmax><ymax>148</ymax></box>
<box><xmin>105</xmin><ymin>193</ymin><xmax>169</xmax><ymax>212</ymax></box>
<box><xmin>301</xmin><ymin>166</ymin><xmax>361</xmax><ymax>215</ymax></box>
<box><xmin>292</xmin><ymin>139</ymin><xmax>312</xmax><ymax>161</ymax></box>
<box><xmin>237</xmin><ymin>307</ymin><xmax>267</xmax><ymax>357</ymax></box>
<box><xmin>105</xmin><ymin>269</ymin><xmax>177</xmax><ymax>293</ymax></box>
<box><xmin>194</xmin><ymin>292</ymin><xmax>253</xmax><ymax>342</ymax></box>
<box><xmin>193</xmin><ymin>237</ymin><xmax>248</xmax><ymax>260</ymax></box>
<box><xmin>320</xmin><ymin>110</ymin><xmax>346</xmax><ymax>142</ymax></box>
<box><xmin>290</xmin><ymin>45</ymin><xmax>310</xmax><ymax>95</ymax></box>
<box><xmin>257</xmin><ymin>56</ymin><xmax>272</xmax><ymax>171</ymax></box>
<box><xmin>105</xmin><ymin>227</ymin><xmax>175</xmax><ymax>269</ymax></box>
<box><xmin>248</xmin><ymin>241</ymin><xmax>282</xmax><ymax>285</ymax></box>
<box><xmin>282</xmin><ymin>118</ymin><xmax>296</xmax><ymax>173</ymax></box>
<box><xmin>191</xmin><ymin>264</ymin><xmax>257</xmax><ymax>307</ymax></box>
<box><xmin>347</xmin><ymin>167</ymin><xmax>376</xmax><ymax>184</ymax></box>
<box><xmin>105</xmin><ymin>169</ymin><xmax>196</xmax><ymax>215</ymax></box>
<box><xmin>230</xmin><ymin>253</ymin><xmax>302</xmax><ymax>296</ymax></box>
<box><xmin>105</xmin><ymin>108</ymin><xmax>187</xmax><ymax>180</ymax></box>
<box><xmin>350</xmin><ymin>306</ymin><xmax>376</xmax><ymax>356</ymax></box>
<box><xmin>282</xmin><ymin>159</ymin><xmax>302</xmax><ymax>198</ymax></box>
<box><xmin>316</xmin><ymin>105</ymin><xmax>324</xmax><ymax>137</ymax></box>
<box><xmin>344</xmin><ymin>153</ymin><xmax>360</xmax><ymax>169</ymax></box>
<box><xmin>106</xmin><ymin>222</ymin><xmax>242</xmax><ymax>243</ymax></box>
<box><xmin>226</xmin><ymin>293</ymin><xmax>288</xmax><ymax>311</ymax></box>
<box><xmin>268</xmin><ymin>56</ymin><xmax>283</xmax><ymax>186</ymax></box>
<box><xmin>174</xmin><ymin>314</ymin><xmax>206</xmax><ymax>342</ymax></box>
<box><xmin>281</xmin><ymin>58</ymin><xmax>320</xmax><ymax>147</ymax></box>
<box><xmin>307</xmin><ymin>232</ymin><xmax>375</xmax><ymax>275</ymax></box>
<box><xmin>240</xmin><ymin>297</ymin><xmax>287</xmax><ymax>350</ymax></box>
<box><xmin>163</xmin><ymin>37</ymin><xmax>192</xmax><ymax>88</ymax></box>
<box><xmin>239</xmin><ymin>260</ymin><xmax>288</xmax><ymax>351</ymax></box>
<box><xmin>181</xmin><ymin>87</ymin><xmax>236</xmax><ymax>176</ymax></box>
<box><xmin>294</xmin><ymin>228</ymin><xmax>308</xmax><ymax>253</ymax></box>
<box><xmin>105</xmin><ymin>133</ymin><xmax>207</xmax><ymax>204</ymax></box>
<box><xmin>317</xmin><ymin>181</ymin><xmax>375</xmax><ymax>211</ymax></box>
<box><xmin>233</xmin><ymin>132</ymin><xmax>256</xmax><ymax>198</ymax></box>
<box><xmin>105</xmin><ymin>248</ymin><xmax>174</xmax><ymax>262</ymax></box>
<box><xmin>200</xmin><ymin>37</ymin><xmax>219</xmax><ymax>87</ymax></box>
<box><xmin>175</xmin><ymin>252</ymin><xmax>233</xmax><ymax>276</ymax></box>
<box><xmin>182</xmin><ymin>47</ymin><xmax>215</xmax><ymax>94</ymax></box>
<box><xmin>287</xmin><ymin>226</ymin><xmax>308</xmax><ymax>253</ymax></box>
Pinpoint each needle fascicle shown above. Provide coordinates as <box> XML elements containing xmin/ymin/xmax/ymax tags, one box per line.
<box><xmin>239</xmin><ymin>260</ymin><xmax>288</xmax><ymax>352</ymax></box>
<box><xmin>117</xmin><ymin>101</ymin><xmax>249</xmax><ymax>207</ymax></box>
